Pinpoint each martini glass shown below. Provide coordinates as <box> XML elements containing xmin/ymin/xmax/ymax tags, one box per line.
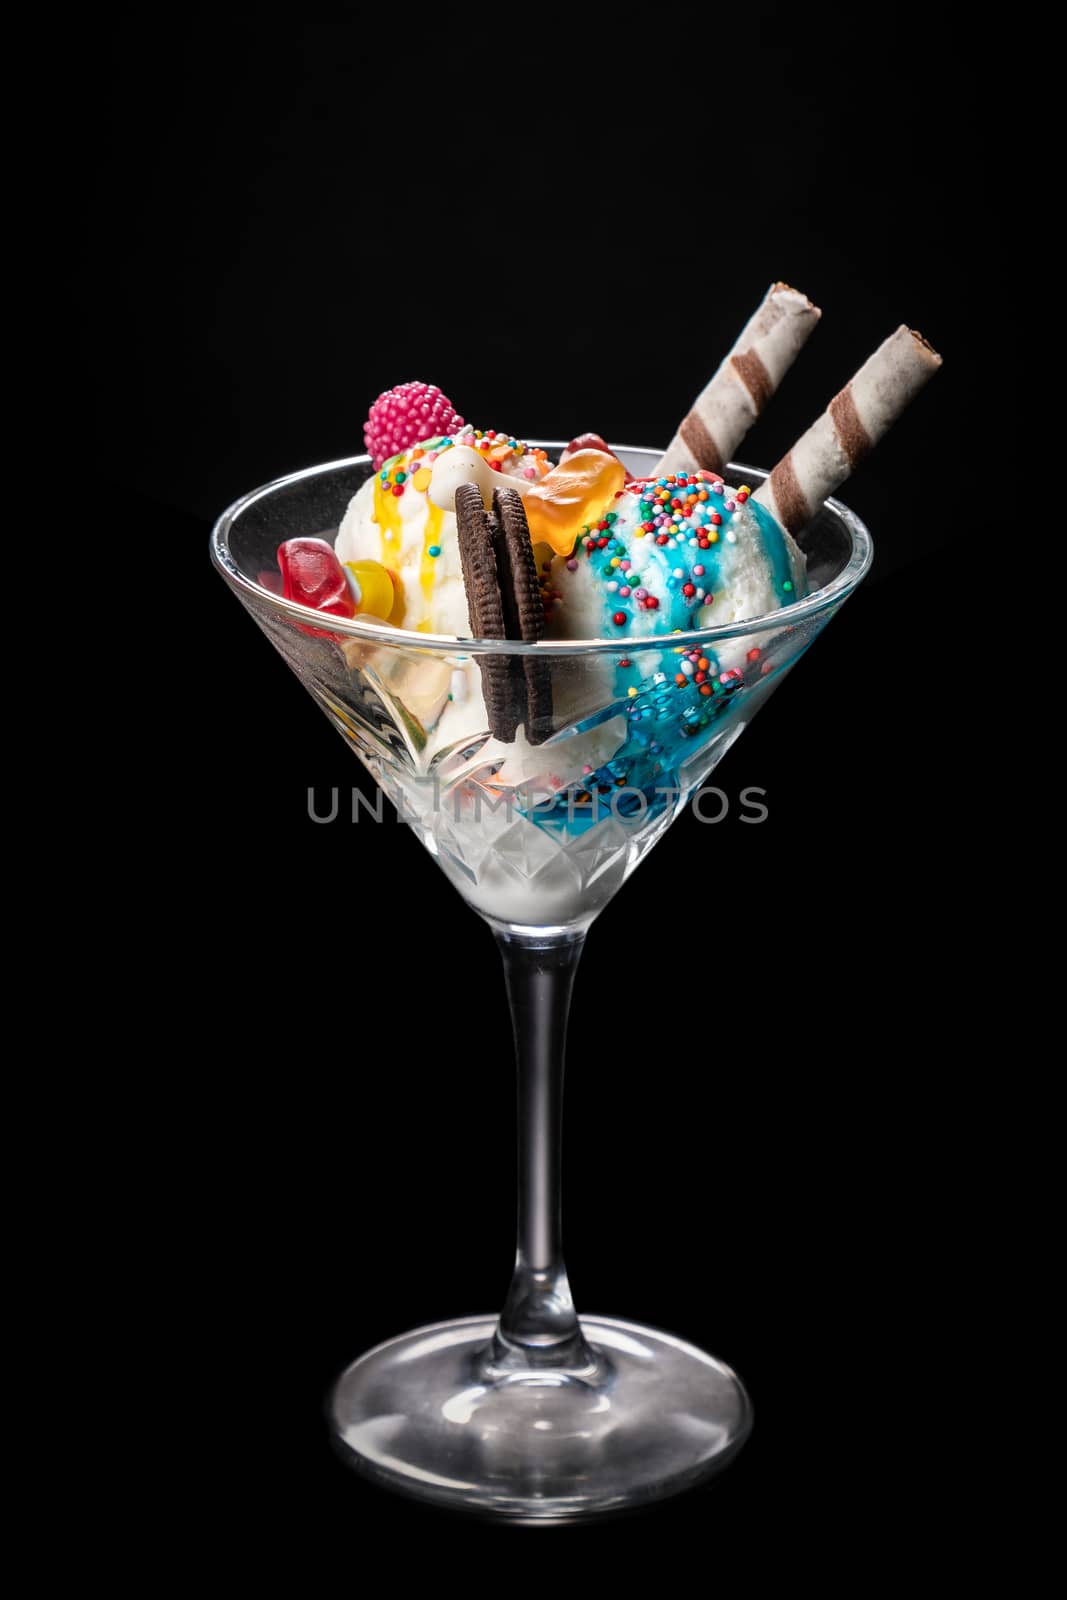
<box><xmin>211</xmin><ymin>445</ymin><xmax>872</xmax><ymax>1522</ymax></box>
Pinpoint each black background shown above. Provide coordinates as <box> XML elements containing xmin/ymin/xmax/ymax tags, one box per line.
<box><xmin>82</xmin><ymin>9</ymin><xmax>1004</xmax><ymax>1577</ymax></box>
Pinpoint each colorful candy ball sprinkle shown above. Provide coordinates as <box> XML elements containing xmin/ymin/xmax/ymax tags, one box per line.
<box><xmin>364</xmin><ymin>381</ymin><xmax>465</xmax><ymax>471</ymax></box>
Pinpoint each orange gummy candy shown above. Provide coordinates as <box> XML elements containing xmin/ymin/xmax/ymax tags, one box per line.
<box><xmin>522</xmin><ymin>449</ymin><xmax>626</xmax><ymax>557</ymax></box>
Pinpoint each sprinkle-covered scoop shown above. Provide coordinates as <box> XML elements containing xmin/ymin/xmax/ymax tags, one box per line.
<box><xmin>541</xmin><ymin>470</ymin><xmax>806</xmax><ymax>639</ymax></box>
<box><xmin>336</xmin><ymin>421</ymin><xmax>552</xmax><ymax>634</ymax></box>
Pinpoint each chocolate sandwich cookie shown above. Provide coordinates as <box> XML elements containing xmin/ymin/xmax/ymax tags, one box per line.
<box><xmin>454</xmin><ymin>482</ymin><xmax>553</xmax><ymax>746</ymax></box>
<box><xmin>490</xmin><ymin>487</ymin><xmax>553</xmax><ymax>746</ymax></box>
<box><xmin>453</xmin><ymin>482</ymin><xmax>517</xmax><ymax>742</ymax></box>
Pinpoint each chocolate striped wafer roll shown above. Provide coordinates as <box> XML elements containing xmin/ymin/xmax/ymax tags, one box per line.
<box><xmin>655</xmin><ymin>282</ymin><xmax>821</xmax><ymax>477</ymax></box>
<box><xmin>753</xmin><ymin>326</ymin><xmax>942</xmax><ymax>536</ymax></box>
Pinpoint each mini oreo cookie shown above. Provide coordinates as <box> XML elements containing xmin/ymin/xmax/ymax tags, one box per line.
<box><xmin>490</xmin><ymin>487</ymin><xmax>553</xmax><ymax>746</ymax></box>
<box><xmin>454</xmin><ymin>482</ymin><xmax>518</xmax><ymax>743</ymax></box>
<box><xmin>453</xmin><ymin>481</ymin><xmax>553</xmax><ymax>745</ymax></box>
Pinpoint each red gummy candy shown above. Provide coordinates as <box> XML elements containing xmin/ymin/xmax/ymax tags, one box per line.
<box><xmin>277</xmin><ymin>538</ymin><xmax>355</xmax><ymax>637</ymax></box>
<box><xmin>564</xmin><ymin>431</ymin><xmax>613</xmax><ymax>456</ymax></box>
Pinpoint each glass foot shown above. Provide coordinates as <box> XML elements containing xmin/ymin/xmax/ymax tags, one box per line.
<box><xmin>328</xmin><ymin>1314</ymin><xmax>753</xmax><ymax>1523</ymax></box>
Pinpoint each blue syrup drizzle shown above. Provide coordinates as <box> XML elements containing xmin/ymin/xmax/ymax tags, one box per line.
<box><xmin>553</xmin><ymin>477</ymin><xmax>804</xmax><ymax>642</ymax></box>
<box><xmin>526</xmin><ymin>478</ymin><xmax>808</xmax><ymax>834</ymax></box>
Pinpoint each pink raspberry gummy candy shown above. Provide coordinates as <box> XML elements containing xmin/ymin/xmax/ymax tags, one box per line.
<box><xmin>364</xmin><ymin>382</ymin><xmax>465</xmax><ymax>471</ymax></box>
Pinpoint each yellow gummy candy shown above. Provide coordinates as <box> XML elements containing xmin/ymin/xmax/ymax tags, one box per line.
<box><xmin>522</xmin><ymin>450</ymin><xmax>626</xmax><ymax>557</ymax></box>
<box><xmin>345</xmin><ymin>560</ymin><xmax>400</xmax><ymax>621</ymax></box>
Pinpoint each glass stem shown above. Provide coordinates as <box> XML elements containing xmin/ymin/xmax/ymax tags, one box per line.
<box><xmin>486</xmin><ymin>927</ymin><xmax>596</xmax><ymax>1374</ymax></box>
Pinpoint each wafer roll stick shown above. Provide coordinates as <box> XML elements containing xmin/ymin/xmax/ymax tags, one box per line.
<box><xmin>655</xmin><ymin>283</ymin><xmax>821</xmax><ymax>477</ymax></box>
<box><xmin>754</xmin><ymin>326</ymin><xmax>942</xmax><ymax>535</ymax></box>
